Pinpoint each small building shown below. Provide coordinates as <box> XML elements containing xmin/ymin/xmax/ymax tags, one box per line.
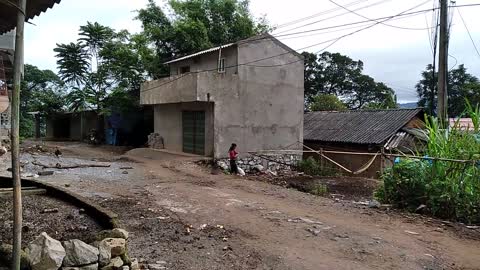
<box><xmin>304</xmin><ymin>108</ymin><xmax>425</xmax><ymax>178</ymax></box>
<box><xmin>45</xmin><ymin>109</ymin><xmax>153</xmax><ymax>146</ymax></box>
<box><xmin>140</xmin><ymin>34</ymin><xmax>304</xmax><ymax>166</ymax></box>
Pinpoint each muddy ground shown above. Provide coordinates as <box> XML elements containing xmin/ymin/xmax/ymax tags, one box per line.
<box><xmin>0</xmin><ymin>195</ymin><xmax>103</xmax><ymax>247</ymax></box>
<box><xmin>0</xmin><ymin>141</ymin><xmax>479</xmax><ymax>270</ymax></box>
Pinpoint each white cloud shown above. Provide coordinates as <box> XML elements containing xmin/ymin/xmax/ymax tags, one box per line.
<box><xmin>20</xmin><ymin>0</ymin><xmax>480</xmax><ymax>102</ymax></box>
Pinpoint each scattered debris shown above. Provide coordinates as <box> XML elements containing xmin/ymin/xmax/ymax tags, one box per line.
<box><xmin>122</xmin><ymin>171</ymin><xmax>129</xmax><ymax>175</ymax></box>
<box><xmin>466</xmin><ymin>226</ymin><xmax>479</xmax><ymax>230</ymax></box>
<box><xmin>38</xmin><ymin>171</ymin><xmax>54</xmax><ymax>176</ymax></box>
<box><xmin>306</xmin><ymin>228</ymin><xmax>322</xmax><ymax>236</ymax></box>
<box><xmin>41</xmin><ymin>208</ymin><xmax>59</xmax><ymax>214</ymax></box>
<box><xmin>54</xmin><ymin>148</ymin><xmax>62</xmax><ymax>158</ymax></box>
<box><xmin>404</xmin><ymin>230</ymin><xmax>420</xmax><ymax>235</ymax></box>
<box><xmin>415</xmin><ymin>204</ymin><xmax>427</xmax><ymax>213</ymax></box>
<box><xmin>120</xmin><ymin>166</ymin><xmax>133</xmax><ymax>170</ymax></box>
<box><xmin>237</xmin><ymin>167</ymin><xmax>246</xmax><ymax>176</ymax></box>
<box><xmin>32</xmin><ymin>161</ymin><xmax>111</xmax><ymax>169</ymax></box>
<box><xmin>287</xmin><ymin>217</ymin><xmax>323</xmax><ymax>225</ymax></box>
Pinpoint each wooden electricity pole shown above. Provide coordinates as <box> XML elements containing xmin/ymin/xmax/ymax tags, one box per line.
<box><xmin>11</xmin><ymin>0</ymin><xmax>26</xmax><ymax>269</ymax></box>
<box><xmin>437</xmin><ymin>0</ymin><xmax>449</xmax><ymax>127</ymax></box>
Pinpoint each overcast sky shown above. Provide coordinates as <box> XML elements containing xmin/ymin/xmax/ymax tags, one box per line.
<box><xmin>24</xmin><ymin>0</ymin><xmax>480</xmax><ymax>103</ymax></box>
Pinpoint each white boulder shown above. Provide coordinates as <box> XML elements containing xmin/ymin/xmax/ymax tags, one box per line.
<box><xmin>28</xmin><ymin>232</ymin><xmax>66</xmax><ymax>270</ymax></box>
<box><xmin>62</xmin><ymin>239</ymin><xmax>99</xmax><ymax>267</ymax></box>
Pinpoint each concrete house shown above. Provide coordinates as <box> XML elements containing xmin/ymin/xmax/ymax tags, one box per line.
<box><xmin>140</xmin><ymin>34</ymin><xmax>304</xmax><ymax>166</ymax></box>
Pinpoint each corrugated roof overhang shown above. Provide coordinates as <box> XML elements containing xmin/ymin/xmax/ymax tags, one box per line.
<box><xmin>0</xmin><ymin>0</ymin><xmax>62</xmax><ymax>34</ymax></box>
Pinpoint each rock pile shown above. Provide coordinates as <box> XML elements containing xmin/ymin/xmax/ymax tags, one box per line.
<box><xmin>0</xmin><ymin>229</ymin><xmax>139</xmax><ymax>270</ymax></box>
<box><xmin>146</xmin><ymin>133</ymin><xmax>164</xmax><ymax>149</ymax></box>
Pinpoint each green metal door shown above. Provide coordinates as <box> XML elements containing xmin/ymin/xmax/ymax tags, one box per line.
<box><xmin>182</xmin><ymin>111</ymin><xmax>205</xmax><ymax>155</ymax></box>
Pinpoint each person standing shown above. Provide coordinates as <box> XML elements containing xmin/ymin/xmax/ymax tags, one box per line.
<box><xmin>229</xmin><ymin>143</ymin><xmax>238</xmax><ymax>174</ymax></box>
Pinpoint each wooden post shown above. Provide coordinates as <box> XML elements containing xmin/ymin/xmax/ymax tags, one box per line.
<box><xmin>320</xmin><ymin>148</ymin><xmax>324</xmax><ymax>171</ymax></box>
<box><xmin>35</xmin><ymin>114</ymin><xmax>40</xmax><ymax>139</ymax></box>
<box><xmin>11</xmin><ymin>0</ymin><xmax>26</xmax><ymax>269</ymax></box>
<box><xmin>380</xmin><ymin>147</ymin><xmax>385</xmax><ymax>176</ymax></box>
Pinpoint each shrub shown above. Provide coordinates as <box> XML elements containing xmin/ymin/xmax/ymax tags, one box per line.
<box><xmin>297</xmin><ymin>156</ymin><xmax>337</xmax><ymax>177</ymax></box>
<box><xmin>375</xmin><ymin>159</ymin><xmax>429</xmax><ymax>210</ymax></box>
<box><xmin>376</xmin><ymin>111</ymin><xmax>480</xmax><ymax>224</ymax></box>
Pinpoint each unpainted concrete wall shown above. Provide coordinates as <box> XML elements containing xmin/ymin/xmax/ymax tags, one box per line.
<box><xmin>212</xmin><ymin>37</ymin><xmax>304</xmax><ymax>158</ymax></box>
<box><xmin>146</xmin><ymin>37</ymin><xmax>304</xmax><ymax>159</ymax></box>
<box><xmin>154</xmin><ymin>102</ymin><xmax>214</xmax><ymax>156</ymax></box>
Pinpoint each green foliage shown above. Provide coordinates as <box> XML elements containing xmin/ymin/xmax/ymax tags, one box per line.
<box><xmin>20</xmin><ymin>64</ymin><xmax>66</xmax><ymax>138</ymax></box>
<box><xmin>375</xmin><ymin>159</ymin><xmax>429</xmax><ymax>210</ymax></box>
<box><xmin>136</xmin><ymin>0</ymin><xmax>269</xmax><ymax>78</ymax></box>
<box><xmin>310</xmin><ymin>94</ymin><xmax>347</xmax><ymax>111</ymax></box>
<box><xmin>55</xmin><ymin>22</ymin><xmax>145</xmax><ymax>114</ymax></box>
<box><xmin>297</xmin><ymin>156</ymin><xmax>337</xmax><ymax>177</ymax></box>
<box><xmin>303</xmin><ymin>51</ymin><xmax>396</xmax><ymax>110</ymax></box>
<box><xmin>309</xmin><ymin>182</ymin><xmax>328</xmax><ymax>196</ymax></box>
<box><xmin>376</xmin><ymin>112</ymin><xmax>480</xmax><ymax>223</ymax></box>
<box><xmin>417</xmin><ymin>64</ymin><xmax>480</xmax><ymax>117</ymax></box>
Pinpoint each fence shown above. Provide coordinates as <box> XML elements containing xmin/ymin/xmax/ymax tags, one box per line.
<box><xmin>248</xmin><ymin>141</ymin><xmax>480</xmax><ymax>179</ymax></box>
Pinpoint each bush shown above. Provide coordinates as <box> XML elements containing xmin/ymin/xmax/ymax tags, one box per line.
<box><xmin>375</xmin><ymin>159</ymin><xmax>429</xmax><ymax>210</ymax></box>
<box><xmin>376</xmin><ymin>112</ymin><xmax>480</xmax><ymax>224</ymax></box>
<box><xmin>297</xmin><ymin>156</ymin><xmax>337</xmax><ymax>177</ymax></box>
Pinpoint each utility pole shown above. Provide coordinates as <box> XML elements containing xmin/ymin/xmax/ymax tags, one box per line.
<box><xmin>437</xmin><ymin>0</ymin><xmax>449</xmax><ymax>127</ymax></box>
<box><xmin>11</xmin><ymin>0</ymin><xmax>26</xmax><ymax>269</ymax></box>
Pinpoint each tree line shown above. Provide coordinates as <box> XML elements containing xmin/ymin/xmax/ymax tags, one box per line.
<box><xmin>19</xmin><ymin>0</ymin><xmax>480</xmax><ymax>137</ymax></box>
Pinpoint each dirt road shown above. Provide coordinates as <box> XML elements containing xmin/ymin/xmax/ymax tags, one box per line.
<box><xmin>3</xmin><ymin>142</ymin><xmax>480</xmax><ymax>270</ymax></box>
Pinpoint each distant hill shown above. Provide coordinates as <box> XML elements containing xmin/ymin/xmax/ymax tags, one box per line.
<box><xmin>398</xmin><ymin>102</ymin><xmax>418</xmax><ymax>109</ymax></box>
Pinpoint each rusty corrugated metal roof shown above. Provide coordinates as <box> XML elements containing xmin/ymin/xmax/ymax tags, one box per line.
<box><xmin>0</xmin><ymin>0</ymin><xmax>62</xmax><ymax>34</ymax></box>
<box><xmin>304</xmin><ymin>108</ymin><xmax>424</xmax><ymax>145</ymax></box>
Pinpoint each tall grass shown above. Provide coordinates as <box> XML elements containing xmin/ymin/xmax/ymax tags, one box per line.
<box><xmin>376</xmin><ymin>105</ymin><xmax>480</xmax><ymax>223</ymax></box>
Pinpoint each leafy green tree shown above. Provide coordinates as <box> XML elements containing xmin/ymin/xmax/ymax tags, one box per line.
<box><xmin>54</xmin><ymin>22</ymin><xmax>145</xmax><ymax>115</ymax></box>
<box><xmin>416</xmin><ymin>64</ymin><xmax>480</xmax><ymax>117</ymax></box>
<box><xmin>310</xmin><ymin>94</ymin><xmax>347</xmax><ymax>111</ymax></box>
<box><xmin>136</xmin><ymin>0</ymin><xmax>269</xmax><ymax>78</ymax></box>
<box><xmin>303</xmin><ymin>51</ymin><xmax>396</xmax><ymax>110</ymax></box>
<box><xmin>20</xmin><ymin>64</ymin><xmax>66</xmax><ymax>137</ymax></box>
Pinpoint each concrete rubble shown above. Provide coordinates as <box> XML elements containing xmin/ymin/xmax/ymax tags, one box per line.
<box><xmin>0</xmin><ymin>229</ymin><xmax>139</xmax><ymax>270</ymax></box>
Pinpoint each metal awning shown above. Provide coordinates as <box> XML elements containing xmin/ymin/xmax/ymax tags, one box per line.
<box><xmin>0</xmin><ymin>0</ymin><xmax>62</xmax><ymax>34</ymax></box>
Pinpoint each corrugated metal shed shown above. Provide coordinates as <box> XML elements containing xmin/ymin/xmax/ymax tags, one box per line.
<box><xmin>0</xmin><ymin>0</ymin><xmax>62</xmax><ymax>34</ymax></box>
<box><xmin>304</xmin><ymin>108</ymin><xmax>423</xmax><ymax>145</ymax></box>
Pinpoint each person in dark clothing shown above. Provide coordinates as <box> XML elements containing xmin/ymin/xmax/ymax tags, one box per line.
<box><xmin>229</xmin><ymin>143</ymin><xmax>238</xmax><ymax>174</ymax></box>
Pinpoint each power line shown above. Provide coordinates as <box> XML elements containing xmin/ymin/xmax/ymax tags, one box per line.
<box><xmin>275</xmin><ymin>0</ymin><xmax>395</xmax><ymax>35</ymax></box>
<box><xmin>144</xmin><ymin>2</ymin><xmax>438</xmax><ymax>92</ymax></box>
<box><xmin>145</xmin><ymin>2</ymin><xmax>480</xmax><ymax>92</ymax></box>
<box><xmin>274</xmin><ymin>0</ymin><xmax>368</xmax><ymax>29</ymax></box>
<box><xmin>328</xmin><ymin>0</ymin><xmax>434</xmax><ymax>30</ymax></box>
<box><xmin>277</xmin><ymin>11</ymin><xmax>425</xmax><ymax>41</ymax></box>
<box><xmin>456</xmin><ymin>7</ymin><xmax>480</xmax><ymax>59</ymax></box>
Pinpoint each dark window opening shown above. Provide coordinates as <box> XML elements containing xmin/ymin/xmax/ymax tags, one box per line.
<box><xmin>180</xmin><ymin>66</ymin><xmax>190</xmax><ymax>74</ymax></box>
